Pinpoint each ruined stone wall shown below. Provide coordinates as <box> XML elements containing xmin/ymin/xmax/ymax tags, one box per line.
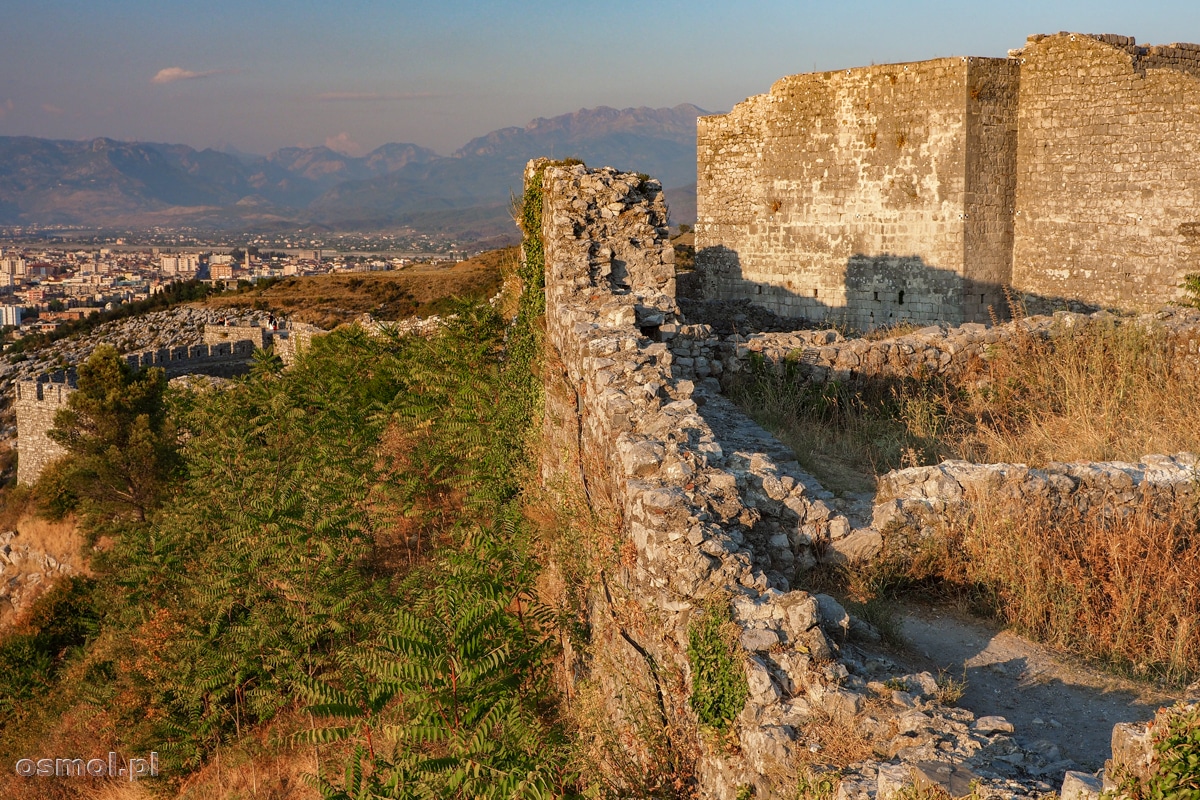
<box><xmin>872</xmin><ymin>454</ymin><xmax>1200</xmax><ymax>555</ymax></box>
<box><xmin>538</xmin><ymin>161</ymin><xmax>878</xmax><ymax>798</ymax></box>
<box><xmin>203</xmin><ymin>324</ymin><xmax>267</xmax><ymax>349</ymax></box>
<box><xmin>696</xmin><ymin>58</ymin><xmax>1018</xmax><ymax>329</ymax></box>
<box><xmin>1011</xmin><ymin>33</ymin><xmax>1200</xmax><ymax>311</ymax></box>
<box><xmin>537</xmin><ymin>161</ymin><xmax>1115</xmax><ymax>799</ymax></box>
<box><xmin>663</xmin><ymin>307</ymin><xmax>1200</xmax><ymax>393</ymax></box>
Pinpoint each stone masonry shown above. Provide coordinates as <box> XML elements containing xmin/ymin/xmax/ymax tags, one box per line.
<box><xmin>13</xmin><ymin>326</ymin><xmax>268</xmax><ymax>485</ymax></box>
<box><xmin>696</xmin><ymin>32</ymin><xmax>1200</xmax><ymax>328</ymax></box>
<box><xmin>536</xmin><ymin>160</ymin><xmax>1142</xmax><ymax>799</ymax></box>
<box><xmin>14</xmin><ymin>378</ymin><xmax>74</xmax><ymax>487</ymax></box>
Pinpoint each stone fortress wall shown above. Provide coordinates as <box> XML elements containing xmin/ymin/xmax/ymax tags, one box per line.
<box><xmin>696</xmin><ymin>32</ymin><xmax>1200</xmax><ymax>327</ymax></box>
<box><xmin>535</xmin><ymin>160</ymin><xmax>1199</xmax><ymax>798</ymax></box>
<box><xmin>13</xmin><ymin>313</ymin><xmax>439</xmax><ymax>486</ymax></box>
<box><xmin>13</xmin><ymin>326</ymin><xmax>270</xmax><ymax>486</ymax></box>
<box><xmin>13</xmin><ymin>378</ymin><xmax>75</xmax><ymax>488</ymax></box>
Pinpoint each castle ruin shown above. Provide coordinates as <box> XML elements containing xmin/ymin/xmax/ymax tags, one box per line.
<box><xmin>13</xmin><ymin>325</ymin><xmax>293</xmax><ymax>486</ymax></box>
<box><xmin>695</xmin><ymin>32</ymin><xmax>1200</xmax><ymax>328</ymax></box>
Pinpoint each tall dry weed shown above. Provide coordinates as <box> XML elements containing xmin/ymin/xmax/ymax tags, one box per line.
<box><xmin>948</xmin><ymin>320</ymin><xmax>1200</xmax><ymax>465</ymax></box>
<box><xmin>912</xmin><ymin>486</ymin><xmax>1200</xmax><ymax>682</ymax></box>
<box><xmin>735</xmin><ymin>319</ymin><xmax>1200</xmax><ymax>491</ymax></box>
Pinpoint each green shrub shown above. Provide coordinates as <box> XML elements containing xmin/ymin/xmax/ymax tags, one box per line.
<box><xmin>686</xmin><ymin>598</ymin><xmax>748</xmax><ymax>730</ymax></box>
<box><xmin>1181</xmin><ymin>273</ymin><xmax>1200</xmax><ymax>309</ymax></box>
<box><xmin>1114</xmin><ymin>703</ymin><xmax>1200</xmax><ymax>800</ymax></box>
<box><xmin>0</xmin><ymin>576</ymin><xmax>100</xmax><ymax>715</ymax></box>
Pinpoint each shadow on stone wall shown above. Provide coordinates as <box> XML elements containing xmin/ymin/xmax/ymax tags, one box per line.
<box><xmin>694</xmin><ymin>245</ymin><xmax>1103</xmax><ymax>332</ymax></box>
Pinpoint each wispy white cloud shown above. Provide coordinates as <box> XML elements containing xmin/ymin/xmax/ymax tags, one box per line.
<box><xmin>152</xmin><ymin>67</ymin><xmax>222</xmax><ymax>85</ymax></box>
<box><xmin>0</xmin><ymin>99</ymin><xmax>12</xmax><ymax>119</ymax></box>
<box><xmin>41</xmin><ymin>103</ymin><xmax>63</xmax><ymax>115</ymax></box>
<box><xmin>313</xmin><ymin>91</ymin><xmax>439</xmax><ymax>102</ymax></box>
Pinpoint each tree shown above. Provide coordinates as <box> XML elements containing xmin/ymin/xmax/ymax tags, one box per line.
<box><xmin>47</xmin><ymin>344</ymin><xmax>178</xmax><ymax>521</ymax></box>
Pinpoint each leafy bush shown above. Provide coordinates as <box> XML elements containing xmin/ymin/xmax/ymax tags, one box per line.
<box><xmin>686</xmin><ymin>598</ymin><xmax>748</xmax><ymax>730</ymax></box>
<box><xmin>1115</xmin><ymin>703</ymin><xmax>1200</xmax><ymax>800</ymax></box>
<box><xmin>1181</xmin><ymin>273</ymin><xmax>1200</xmax><ymax>309</ymax></box>
<box><xmin>0</xmin><ymin>576</ymin><xmax>100</xmax><ymax>716</ymax></box>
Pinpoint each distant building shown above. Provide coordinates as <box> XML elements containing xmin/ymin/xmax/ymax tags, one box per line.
<box><xmin>0</xmin><ymin>305</ymin><xmax>22</xmax><ymax>327</ymax></box>
<box><xmin>1</xmin><ymin>256</ymin><xmax>26</xmax><ymax>278</ymax></box>
<box><xmin>211</xmin><ymin>263</ymin><xmax>235</xmax><ymax>281</ymax></box>
<box><xmin>160</xmin><ymin>253</ymin><xmax>199</xmax><ymax>276</ymax></box>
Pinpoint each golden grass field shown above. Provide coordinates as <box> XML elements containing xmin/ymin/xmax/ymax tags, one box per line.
<box><xmin>206</xmin><ymin>247</ymin><xmax>513</xmax><ymax>329</ymax></box>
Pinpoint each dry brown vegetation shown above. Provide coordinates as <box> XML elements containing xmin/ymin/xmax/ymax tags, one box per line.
<box><xmin>866</xmin><ymin>488</ymin><xmax>1200</xmax><ymax>683</ymax></box>
<box><xmin>0</xmin><ymin>513</ymin><xmax>86</xmax><ymax>628</ymax></box>
<box><xmin>734</xmin><ymin>319</ymin><xmax>1200</xmax><ymax>494</ymax></box>
<box><xmin>206</xmin><ymin>247</ymin><xmax>512</xmax><ymax>329</ymax></box>
<box><xmin>734</xmin><ymin>317</ymin><xmax>1200</xmax><ymax>681</ymax></box>
<box><xmin>943</xmin><ymin>321</ymin><xmax>1200</xmax><ymax>465</ymax></box>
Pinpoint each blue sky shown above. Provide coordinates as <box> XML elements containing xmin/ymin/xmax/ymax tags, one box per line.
<box><xmin>1</xmin><ymin>0</ymin><xmax>1198</xmax><ymax>156</ymax></box>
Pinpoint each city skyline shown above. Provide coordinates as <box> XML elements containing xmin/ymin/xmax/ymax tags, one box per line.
<box><xmin>2</xmin><ymin>0</ymin><xmax>1199</xmax><ymax>157</ymax></box>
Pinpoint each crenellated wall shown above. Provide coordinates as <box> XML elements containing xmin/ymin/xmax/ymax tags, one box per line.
<box><xmin>14</xmin><ymin>377</ymin><xmax>75</xmax><ymax>487</ymax></box>
<box><xmin>13</xmin><ymin>329</ymin><xmax>269</xmax><ymax>485</ymax></box>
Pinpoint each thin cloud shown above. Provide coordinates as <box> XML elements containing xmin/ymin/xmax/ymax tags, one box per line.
<box><xmin>41</xmin><ymin>103</ymin><xmax>63</xmax><ymax>115</ymax></box>
<box><xmin>0</xmin><ymin>99</ymin><xmax>12</xmax><ymax>119</ymax></box>
<box><xmin>313</xmin><ymin>91</ymin><xmax>440</xmax><ymax>102</ymax></box>
<box><xmin>152</xmin><ymin>67</ymin><xmax>222</xmax><ymax>85</ymax></box>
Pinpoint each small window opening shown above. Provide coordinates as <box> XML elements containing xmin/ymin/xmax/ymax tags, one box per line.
<box><xmin>873</xmin><ymin>291</ymin><xmax>879</xmax><ymax>302</ymax></box>
<box><xmin>898</xmin><ymin>290</ymin><xmax>905</xmax><ymax>305</ymax></box>
<box><xmin>812</xmin><ymin>288</ymin><xmax>819</xmax><ymax>298</ymax></box>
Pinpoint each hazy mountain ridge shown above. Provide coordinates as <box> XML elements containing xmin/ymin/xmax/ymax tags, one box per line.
<box><xmin>0</xmin><ymin>104</ymin><xmax>706</xmax><ymax>235</ymax></box>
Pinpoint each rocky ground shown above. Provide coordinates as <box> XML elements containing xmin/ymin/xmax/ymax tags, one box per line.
<box><xmin>0</xmin><ymin>523</ymin><xmax>84</xmax><ymax>627</ymax></box>
<box><xmin>891</xmin><ymin>605</ymin><xmax>1181</xmax><ymax>772</ymax></box>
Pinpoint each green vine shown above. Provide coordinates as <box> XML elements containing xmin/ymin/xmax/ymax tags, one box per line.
<box><xmin>686</xmin><ymin>597</ymin><xmax>749</xmax><ymax>730</ymax></box>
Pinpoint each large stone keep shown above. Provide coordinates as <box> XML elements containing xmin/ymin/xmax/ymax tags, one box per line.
<box><xmin>696</xmin><ymin>32</ymin><xmax>1200</xmax><ymax>328</ymax></box>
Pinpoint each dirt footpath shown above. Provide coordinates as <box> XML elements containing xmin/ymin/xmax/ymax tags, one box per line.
<box><xmin>891</xmin><ymin>605</ymin><xmax>1181</xmax><ymax>772</ymax></box>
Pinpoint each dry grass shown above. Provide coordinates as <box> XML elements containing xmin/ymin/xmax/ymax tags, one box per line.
<box><xmin>207</xmin><ymin>247</ymin><xmax>512</xmax><ymax>329</ymax></box>
<box><xmin>728</xmin><ymin>376</ymin><xmax>930</xmax><ymax>495</ymax></box>
<box><xmin>799</xmin><ymin>712</ymin><xmax>877</xmax><ymax>768</ymax></box>
<box><xmin>0</xmin><ymin>702</ymin><xmax>326</xmax><ymax>800</ymax></box>
<box><xmin>733</xmin><ymin>318</ymin><xmax>1200</xmax><ymax>494</ymax></box>
<box><xmin>0</xmin><ymin>513</ymin><xmax>86</xmax><ymax>628</ymax></box>
<box><xmin>943</xmin><ymin>320</ymin><xmax>1200</xmax><ymax>464</ymax></box>
<box><xmin>171</xmin><ymin>716</ymin><xmax>326</xmax><ymax>800</ymax></box>
<box><xmin>735</xmin><ymin>318</ymin><xmax>1200</xmax><ymax>682</ymax></box>
<box><xmin>872</xmin><ymin>487</ymin><xmax>1200</xmax><ymax>683</ymax></box>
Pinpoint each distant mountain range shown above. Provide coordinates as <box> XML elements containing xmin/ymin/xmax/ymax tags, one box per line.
<box><xmin>0</xmin><ymin>104</ymin><xmax>706</xmax><ymax>242</ymax></box>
